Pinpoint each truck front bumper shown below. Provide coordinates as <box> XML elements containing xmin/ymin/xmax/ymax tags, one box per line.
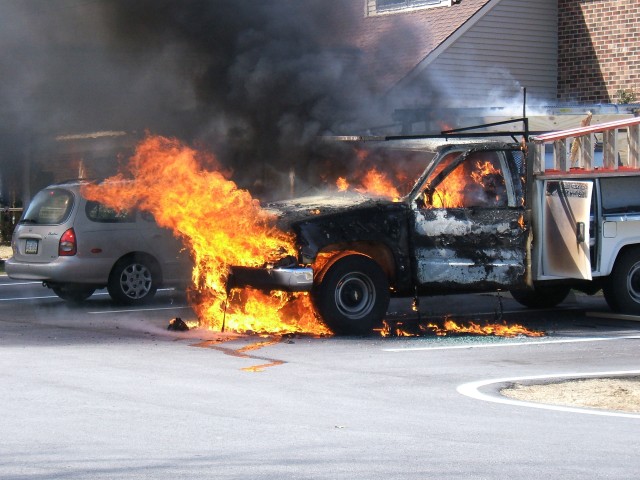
<box><xmin>229</xmin><ymin>265</ymin><xmax>314</xmax><ymax>292</ymax></box>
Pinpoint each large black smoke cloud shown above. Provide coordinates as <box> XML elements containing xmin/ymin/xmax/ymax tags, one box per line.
<box><xmin>100</xmin><ymin>0</ymin><xmax>394</xmax><ymax>195</ymax></box>
<box><xmin>0</xmin><ymin>0</ymin><xmax>421</xmax><ymax>201</ymax></box>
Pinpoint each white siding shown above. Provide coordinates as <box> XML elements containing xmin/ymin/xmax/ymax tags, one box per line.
<box><xmin>403</xmin><ymin>0</ymin><xmax>557</xmax><ymax>106</ymax></box>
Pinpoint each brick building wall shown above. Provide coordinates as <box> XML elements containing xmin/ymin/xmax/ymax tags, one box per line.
<box><xmin>558</xmin><ymin>0</ymin><xmax>640</xmax><ymax>103</ymax></box>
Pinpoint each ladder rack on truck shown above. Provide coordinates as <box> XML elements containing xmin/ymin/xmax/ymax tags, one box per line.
<box><xmin>532</xmin><ymin>116</ymin><xmax>640</xmax><ymax>175</ymax></box>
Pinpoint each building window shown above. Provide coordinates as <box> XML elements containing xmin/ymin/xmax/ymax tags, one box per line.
<box><xmin>369</xmin><ymin>0</ymin><xmax>455</xmax><ymax>16</ymax></box>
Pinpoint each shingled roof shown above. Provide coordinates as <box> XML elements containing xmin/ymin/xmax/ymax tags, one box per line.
<box><xmin>352</xmin><ymin>0</ymin><xmax>492</xmax><ymax>92</ymax></box>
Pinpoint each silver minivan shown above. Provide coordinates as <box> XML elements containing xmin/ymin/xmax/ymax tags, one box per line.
<box><xmin>6</xmin><ymin>180</ymin><xmax>192</xmax><ymax>304</ymax></box>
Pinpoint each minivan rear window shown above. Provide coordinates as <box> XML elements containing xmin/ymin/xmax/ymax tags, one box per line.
<box><xmin>21</xmin><ymin>188</ymin><xmax>74</xmax><ymax>225</ymax></box>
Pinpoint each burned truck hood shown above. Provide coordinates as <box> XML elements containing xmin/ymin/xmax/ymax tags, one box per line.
<box><xmin>265</xmin><ymin>192</ymin><xmax>399</xmax><ymax>230</ymax></box>
<box><xmin>230</xmin><ymin>193</ymin><xmax>408</xmax><ymax>293</ymax></box>
<box><xmin>265</xmin><ymin>192</ymin><xmax>410</xmax><ymax>267</ymax></box>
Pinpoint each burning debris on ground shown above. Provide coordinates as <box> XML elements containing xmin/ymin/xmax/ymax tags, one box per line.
<box><xmin>167</xmin><ymin>317</ymin><xmax>190</xmax><ymax>332</ymax></box>
<box><xmin>381</xmin><ymin>318</ymin><xmax>545</xmax><ymax>338</ymax></box>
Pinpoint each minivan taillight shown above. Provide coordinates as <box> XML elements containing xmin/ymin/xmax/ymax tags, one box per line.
<box><xmin>59</xmin><ymin>228</ymin><xmax>77</xmax><ymax>256</ymax></box>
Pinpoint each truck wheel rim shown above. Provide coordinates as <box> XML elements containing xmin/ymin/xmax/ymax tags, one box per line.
<box><xmin>334</xmin><ymin>272</ymin><xmax>375</xmax><ymax>319</ymax></box>
<box><xmin>120</xmin><ymin>263</ymin><xmax>152</xmax><ymax>299</ymax></box>
<box><xmin>627</xmin><ymin>261</ymin><xmax>640</xmax><ymax>304</ymax></box>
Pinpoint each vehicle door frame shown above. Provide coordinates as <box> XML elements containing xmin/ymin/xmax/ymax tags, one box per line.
<box><xmin>407</xmin><ymin>144</ymin><xmax>530</xmax><ymax>293</ymax></box>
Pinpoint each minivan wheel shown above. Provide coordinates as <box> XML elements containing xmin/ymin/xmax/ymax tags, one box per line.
<box><xmin>312</xmin><ymin>254</ymin><xmax>390</xmax><ymax>335</ymax></box>
<box><xmin>108</xmin><ymin>256</ymin><xmax>158</xmax><ymax>305</ymax></box>
<box><xmin>52</xmin><ymin>286</ymin><xmax>96</xmax><ymax>303</ymax></box>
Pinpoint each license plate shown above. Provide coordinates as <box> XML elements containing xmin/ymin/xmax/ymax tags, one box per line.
<box><xmin>25</xmin><ymin>239</ymin><xmax>38</xmax><ymax>254</ymax></box>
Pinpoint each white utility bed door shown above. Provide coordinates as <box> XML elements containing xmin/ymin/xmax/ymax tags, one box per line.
<box><xmin>542</xmin><ymin>180</ymin><xmax>593</xmax><ymax>280</ymax></box>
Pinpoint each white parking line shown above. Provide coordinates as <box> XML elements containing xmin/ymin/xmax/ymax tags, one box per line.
<box><xmin>0</xmin><ymin>295</ymin><xmax>59</xmax><ymax>301</ymax></box>
<box><xmin>88</xmin><ymin>306</ymin><xmax>193</xmax><ymax>314</ymax></box>
<box><xmin>383</xmin><ymin>335</ymin><xmax>640</xmax><ymax>352</ymax></box>
<box><xmin>457</xmin><ymin>370</ymin><xmax>640</xmax><ymax>419</ymax></box>
<box><xmin>587</xmin><ymin>311</ymin><xmax>640</xmax><ymax>322</ymax></box>
<box><xmin>0</xmin><ymin>285</ymin><xmax>183</xmax><ymax>305</ymax></box>
<box><xmin>0</xmin><ymin>291</ymin><xmax>110</xmax><ymax>302</ymax></box>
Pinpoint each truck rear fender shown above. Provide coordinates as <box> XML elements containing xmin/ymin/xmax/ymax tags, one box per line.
<box><xmin>602</xmin><ymin>241</ymin><xmax>640</xmax><ymax>276</ymax></box>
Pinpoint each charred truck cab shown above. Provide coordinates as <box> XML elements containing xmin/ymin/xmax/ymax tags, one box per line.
<box><xmin>231</xmin><ymin>116</ymin><xmax>640</xmax><ymax>334</ymax></box>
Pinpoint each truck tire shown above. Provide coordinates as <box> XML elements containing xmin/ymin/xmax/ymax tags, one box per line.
<box><xmin>108</xmin><ymin>255</ymin><xmax>158</xmax><ymax>305</ymax></box>
<box><xmin>603</xmin><ymin>248</ymin><xmax>640</xmax><ymax>314</ymax></box>
<box><xmin>312</xmin><ymin>254</ymin><xmax>390</xmax><ymax>335</ymax></box>
<box><xmin>52</xmin><ymin>285</ymin><xmax>96</xmax><ymax>303</ymax></box>
<box><xmin>510</xmin><ymin>284</ymin><xmax>571</xmax><ymax>309</ymax></box>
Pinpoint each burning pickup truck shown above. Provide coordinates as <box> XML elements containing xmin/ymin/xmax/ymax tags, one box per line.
<box><xmin>231</xmin><ymin>117</ymin><xmax>640</xmax><ymax>334</ymax></box>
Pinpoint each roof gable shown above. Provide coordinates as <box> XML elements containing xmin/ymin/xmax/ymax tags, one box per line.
<box><xmin>354</xmin><ymin>0</ymin><xmax>492</xmax><ymax>91</ymax></box>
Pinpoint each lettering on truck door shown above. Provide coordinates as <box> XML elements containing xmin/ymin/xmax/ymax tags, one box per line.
<box><xmin>542</xmin><ymin>180</ymin><xmax>593</xmax><ymax>280</ymax></box>
<box><xmin>410</xmin><ymin>148</ymin><xmax>529</xmax><ymax>290</ymax></box>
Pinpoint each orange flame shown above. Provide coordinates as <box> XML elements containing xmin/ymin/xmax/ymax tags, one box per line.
<box><xmin>81</xmin><ymin>134</ymin><xmax>330</xmax><ymax>335</ymax></box>
<box><xmin>336</xmin><ymin>176</ymin><xmax>349</xmax><ymax>192</ymax></box>
<box><xmin>430</xmin><ymin>319</ymin><xmax>544</xmax><ymax>337</ymax></box>
<box><xmin>426</xmin><ymin>159</ymin><xmax>506</xmax><ymax>209</ymax></box>
<box><xmin>470</xmin><ymin>160</ymin><xmax>501</xmax><ymax>183</ymax></box>
<box><xmin>331</xmin><ymin>146</ymin><xmax>421</xmax><ymax>200</ymax></box>
<box><xmin>426</xmin><ymin>164</ymin><xmax>466</xmax><ymax>208</ymax></box>
<box><xmin>382</xmin><ymin>318</ymin><xmax>544</xmax><ymax>337</ymax></box>
<box><xmin>336</xmin><ymin>168</ymin><xmax>400</xmax><ymax>200</ymax></box>
<box><xmin>356</xmin><ymin>168</ymin><xmax>400</xmax><ymax>199</ymax></box>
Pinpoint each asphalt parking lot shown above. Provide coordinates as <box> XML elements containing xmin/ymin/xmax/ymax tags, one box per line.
<box><xmin>1</xmin><ymin>277</ymin><xmax>639</xmax><ymax>479</ymax></box>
